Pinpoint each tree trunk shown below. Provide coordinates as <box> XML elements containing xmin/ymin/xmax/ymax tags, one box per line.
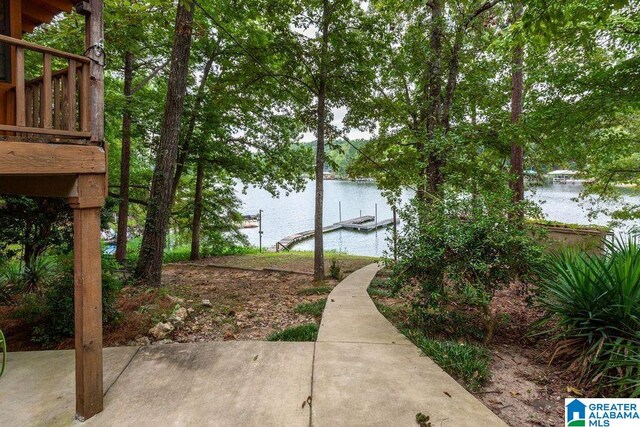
<box><xmin>135</xmin><ymin>0</ymin><xmax>195</xmax><ymax>285</ymax></box>
<box><xmin>115</xmin><ymin>51</ymin><xmax>134</xmax><ymax>263</ymax></box>
<box><xmin>510</xmin><ymin>2</ymin><xmax>525</xmax><ymax>205</ymax></box>
<box><xmin>313</xmin><ymin>0</ymin><xmax>330</xmax><ymax>282</ymax></box>
<box><xmin>190</xmin><ymin>159</ymin><xmax>204</xmax><ymax>260</ymax></box>
<box><xmin>424</xmin><ymin>0</ymin><xmax>444</xmax><ymax>198</ymax></box>
<box><xmin>171</xmin><ymin>54</ymin><xmax>216</xmax><ymax>202</ymax></box>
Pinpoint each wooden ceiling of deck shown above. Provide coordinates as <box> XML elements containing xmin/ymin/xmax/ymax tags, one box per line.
<box><xmin>21</xmin><ymin>0</ymin><xmax>77</xmax><ymax>33</ymax></box>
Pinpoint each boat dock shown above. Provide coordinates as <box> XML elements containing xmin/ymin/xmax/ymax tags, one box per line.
<box><xmin>273</xmin><ymin>215</ymin><xmax>395</xmax><ymax>252</ymax></box>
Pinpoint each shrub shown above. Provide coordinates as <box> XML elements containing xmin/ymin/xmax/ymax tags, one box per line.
<box><xmin>0</xmin><ymin>261</ymin><xmax>22</xmax><ymax>304</ymax></box>
<box><xmin>22</xmin><ymin>257</ymin><xmax>59</xmax><ymax>293</ymax></box>
<box><xmin>294</xmin><ymin>299</ymin><xmax>327</xmax><ymax>317</ymax></box>
<box><xmin>536</xmin><ymin>237</ymin><xmax>640</xmax><ymax>396</ymax></box>
<box><xmin>14</xmin><ymin>255</ymin><xmax>123</xmax><ymax>345</ymax></box>
<box><xmin>391</xmin><ymin>192</ymin><xmax>546</xmax><ymax>343</ymax></box>
<box><xmin>329</xmin><ymin>258</ymin><xmax>343</xmax><ymax>280</ymax></box>
<box><xmin>0</xmin><ymin>257</ymin><xmax>61</xmax><ymax>298</ymax></box>
<box><xmin>267</xmin><ymin>323</ymin><xmax>319</xmax><ymax>342</ymax></box>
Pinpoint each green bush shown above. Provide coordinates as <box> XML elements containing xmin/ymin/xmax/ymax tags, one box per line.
<box><xmin>0</xmin><ymin>261</ymin><xmax>22</xmax><ymax>304</ymax></box>
<box><xmin>22</xmin><ymin>257</ymin><xmax>59</xmax><ymax>293</ymax></box>
<box><xmin>411</xmin><ymin>334</ymin><xmax>491</xmax><ymax>391</ymax></box>
<box><xmin>14</xmin><ymin>255</ymin><xmax>123</xmax><ymax>346</ymax></box>
<box><xmin>294</xmin><ymin>299</ymin><xmax>327</xmax><ymax>317</ymax></box>
<box><xmin>267</xmin><ymin>323</ymin><xmax>319</xmax><ymax>342</ymax></box>
<box><xmin>391</xmin><ymin>192</ymin><xmax>546</xmax><ymax>343</ymax></box>
<box><xmin>536</xmin><ymin>237</ymin><xmax>640</xmax><ymax>396</ymax></box>
<box><xmin>329</xmin><ymin>258</ymin><xmax>343</xmax><ymax>280</ymax></box>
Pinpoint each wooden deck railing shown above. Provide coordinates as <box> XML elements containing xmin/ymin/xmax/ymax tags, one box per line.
<box><xmin>0</xmin><ymin>34</ymin><xmax>91</xmax><ymax>141</ymax></box>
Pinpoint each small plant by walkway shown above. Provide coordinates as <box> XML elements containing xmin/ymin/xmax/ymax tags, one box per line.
<box><xmin>294</xmin><ymin>299</ymin><xmax>327</xmax><ymax>317</ymax></box>
<box><xmin>267</xmin><ymin>323</ymin><xmax>319</xmax><ymax>341</ymax></box>
<box><xmin>297</xmin><ymin>286</ymin><xmax>333</xmax><ymax>296</ymax></box>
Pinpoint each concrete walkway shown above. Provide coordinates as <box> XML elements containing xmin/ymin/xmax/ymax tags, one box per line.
<box><xmin>0</xmin><ymin>264</ymin><xmax>505</xmax><ymax>426</ymax></box>
<box><xmin>314</xmin><ymin>263</ymin><xmax>505</xmax><ymax>426</ymax></box>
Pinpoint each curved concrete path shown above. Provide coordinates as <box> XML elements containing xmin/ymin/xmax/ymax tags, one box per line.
<box><xmin>313</xmin><ymin>263</ymin><xmax>506</xmax><ymax>427</ymax></box>
<box><xmin>0</xmin><ymin>264</ymin><xmax>505</xmax><ymax>426</ymax></box>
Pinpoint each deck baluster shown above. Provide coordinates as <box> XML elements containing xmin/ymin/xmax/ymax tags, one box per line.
<box><xmin>53</xmin><ymin>75</ymin><xmax>61</xmax><ymax>129</ymax></box>
<box><xmin>42</xmin><ymin>53</ymin><xmax>53</xmax><ymax>129</ymax></box>
<box><xmin>67</xmin><ymin>59</ymin><xmax>77</xmax><ymax>131</ymax></box>
<box><xmin>25</xmin><ymin>86</ymin><xmax>33</xmax><ymax>128</ymax></box>
<box><xmin>16</xmin><ymin>47</ymin><xmax>25</xmax><ymax>127</ymax></box>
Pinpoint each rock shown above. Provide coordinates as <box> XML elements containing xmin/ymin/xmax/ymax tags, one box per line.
<box><xmin>132</xmin><ymin>336</ymin><xmax>151</xmax><ymax>346</ymax></box>
<box><xmin>155</xmin><ymin>338</ymin><xmax>174</xmax><ymax>345</ymax></box>
<box><xmin>169</xmin><ymin>306</ymin><xmax>189</xmax><ymax>328</ymax></box>
<box><xmin>168</xmin><ymin>295</ymin><xmax>185</xmax><ymax>305</ymax></box>
<box><xmin>187</xmin><ymin>307</ymin><xmax>195</xmax><ymax>314</ymax></box>
<box><xmin>201</xmin><ymin>299</ymin><xmax>212</xmax><ymax>308</ymax></box>
<box><xmin>149</xmin><ymin>322</ymin><xmax>174</xmax><ymax>340</ymax></box>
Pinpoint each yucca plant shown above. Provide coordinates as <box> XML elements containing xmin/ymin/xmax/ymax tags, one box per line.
<box><xmin>22</xmin><ymin>257</ymin><xmax>59</xmax><ymax>294</ymax></box>
<box><xmin>536</xmin><ymin>236</ymin><xmax>640</xmax><ymax>396</ymax></box>
<box><xmin>0</xmin><ymin>261</ymin><xmax>23</xmax><ymax>304</ymax></box>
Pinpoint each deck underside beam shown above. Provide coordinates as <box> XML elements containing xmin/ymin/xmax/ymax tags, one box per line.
<box><xmin>0</xmin><ymin>174</ymin><xmax>78</xmax><ymax>197</ymax></box>
<box><xmin>0</xmin><ymin>141</ymin><xmax>106</xmax><ymax>175</ymax></box>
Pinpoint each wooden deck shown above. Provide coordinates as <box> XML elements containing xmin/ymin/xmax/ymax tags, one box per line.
<box><xmin>273</xmin><ymin>215</ymin><xmax>395</xmax><ymax>252</ymax></box>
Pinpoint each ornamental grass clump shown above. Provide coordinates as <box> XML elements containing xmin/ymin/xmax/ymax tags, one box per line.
<box><xmin>536</xmin><ymin>237</ymin><xmax>640</xmax><ymax>396</ymax></box>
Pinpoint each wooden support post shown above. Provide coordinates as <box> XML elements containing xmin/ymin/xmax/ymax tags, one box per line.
<box><xmin>68</xmin><ymin>174</ymin><xmax>105</xmax><ymax>421</ymax></box>
<box><xmin>85</xmin><ymin>0</ymin><xmax>106</xmax><ymax>182</ymax></box>
<box><xmin>65</xmin><ymin>1</ymin><xmax>106</xmax><ymax>421</ymax></box>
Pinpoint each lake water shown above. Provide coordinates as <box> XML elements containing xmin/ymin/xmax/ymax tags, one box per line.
<box><xmin>238</xmin><ymin>180</ymin><xmax>640</xmax><ymax>257</ymax></box>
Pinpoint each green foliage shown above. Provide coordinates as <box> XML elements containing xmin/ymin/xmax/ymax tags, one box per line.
<box><xmin>391</xmin><ymin>191</ymin><xmax>547</xmax><ymax>343</ymax></box>
<box><xmin>294</xmin><ymin>299</ymin><xmax>327</xmax><ymax>317</ymax></box>
<box><xmin>368</xmin><ymin>277</ymin><xmax>393</xmax><ymax>298</ymax></box>
<box><xmin>415</xmin><ymin>412</ymin><xmax>431</xmax><ymax>427</ymax></box>
<box><xmin>0</xmin><ymin>197</ymin><xmax>73</xmax><ymax>269</ymax></box>
<box><xmin>0</xmin><ymin>261</ymin><xmax>23</xmax><ymax>304</ymax></box>
<box><xmin>0</xmin><ymin>257</ymin><xmax>60</xmax><ymax>298</ymax></box>
<box><xmin>296</xmin><ymin>286</ymin><xmax>333</xmax><ymax>296</ymax></box>
<box><xmin>267</xmin><ymin>323</ymin><xmax>319</xmax><ymax>342</ymax></box>
<box><xmin>536</xmin><ymin>237</ymin><xmax>640</xmax><ymax>396</ymax></box>
<box><xmin>329</xmin><ymin>258</ymin><xmax>343</xmax><ymax>280</ymax></box>
<box><xmin>411</xmin><ymin>334</ymin><xmax>491</xmax><ymax>391</ymax></box>
<box><xmin>14</xmin><ymin>255</ymin><xmax>123</xmax><ymax>346</ymax></box>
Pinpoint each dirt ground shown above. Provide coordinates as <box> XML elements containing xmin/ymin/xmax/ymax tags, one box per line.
<box><xmin>480</xmin><ymin>283</ymin><xmax>569</xmax><ymax>426</ymax></box>
<box><xmin>2</xmin><ymin>253</ymin><xmax>572</xmax><ymax>426</ymax></box>
<box><xmin>370</xmin><ymin>279</ymin><xmax>572</xmax><ymax>427</ymax></box>
<box><xmin>1</xmin><ymin>253</ymin><xmax>376</xmax><ymax>351</ymax></box>
<box><xmin>162</xmin><ymin>265</ymin><xmax>331</xmax><ymax>342</ymax></box>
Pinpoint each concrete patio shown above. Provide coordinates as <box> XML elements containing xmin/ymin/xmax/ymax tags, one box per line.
<box><xmin>0</xmin><ymin>264</ymin><xmax>505</xmax><ymax>426</ymax></box>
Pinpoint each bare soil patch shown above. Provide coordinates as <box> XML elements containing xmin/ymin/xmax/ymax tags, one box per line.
<box><xmin>162</xmin><ymin>265</ymin><xmax>334</xmax><ymax>342</ymax></box>
<box><xmin>369</xmin><ymin>277</ymin><xmax>573</xmax><ymax>427</ymax></box>
<box><xmin>2</xmin><ymin>253</ymin><xmax>377</xmax><ymax>351</ymax></box>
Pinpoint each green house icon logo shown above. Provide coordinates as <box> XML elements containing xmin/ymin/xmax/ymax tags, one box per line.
<box><xmin>566</xmin><ymin>399</ymin><xmax>587</xmax><ymax>426</ymax></box>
